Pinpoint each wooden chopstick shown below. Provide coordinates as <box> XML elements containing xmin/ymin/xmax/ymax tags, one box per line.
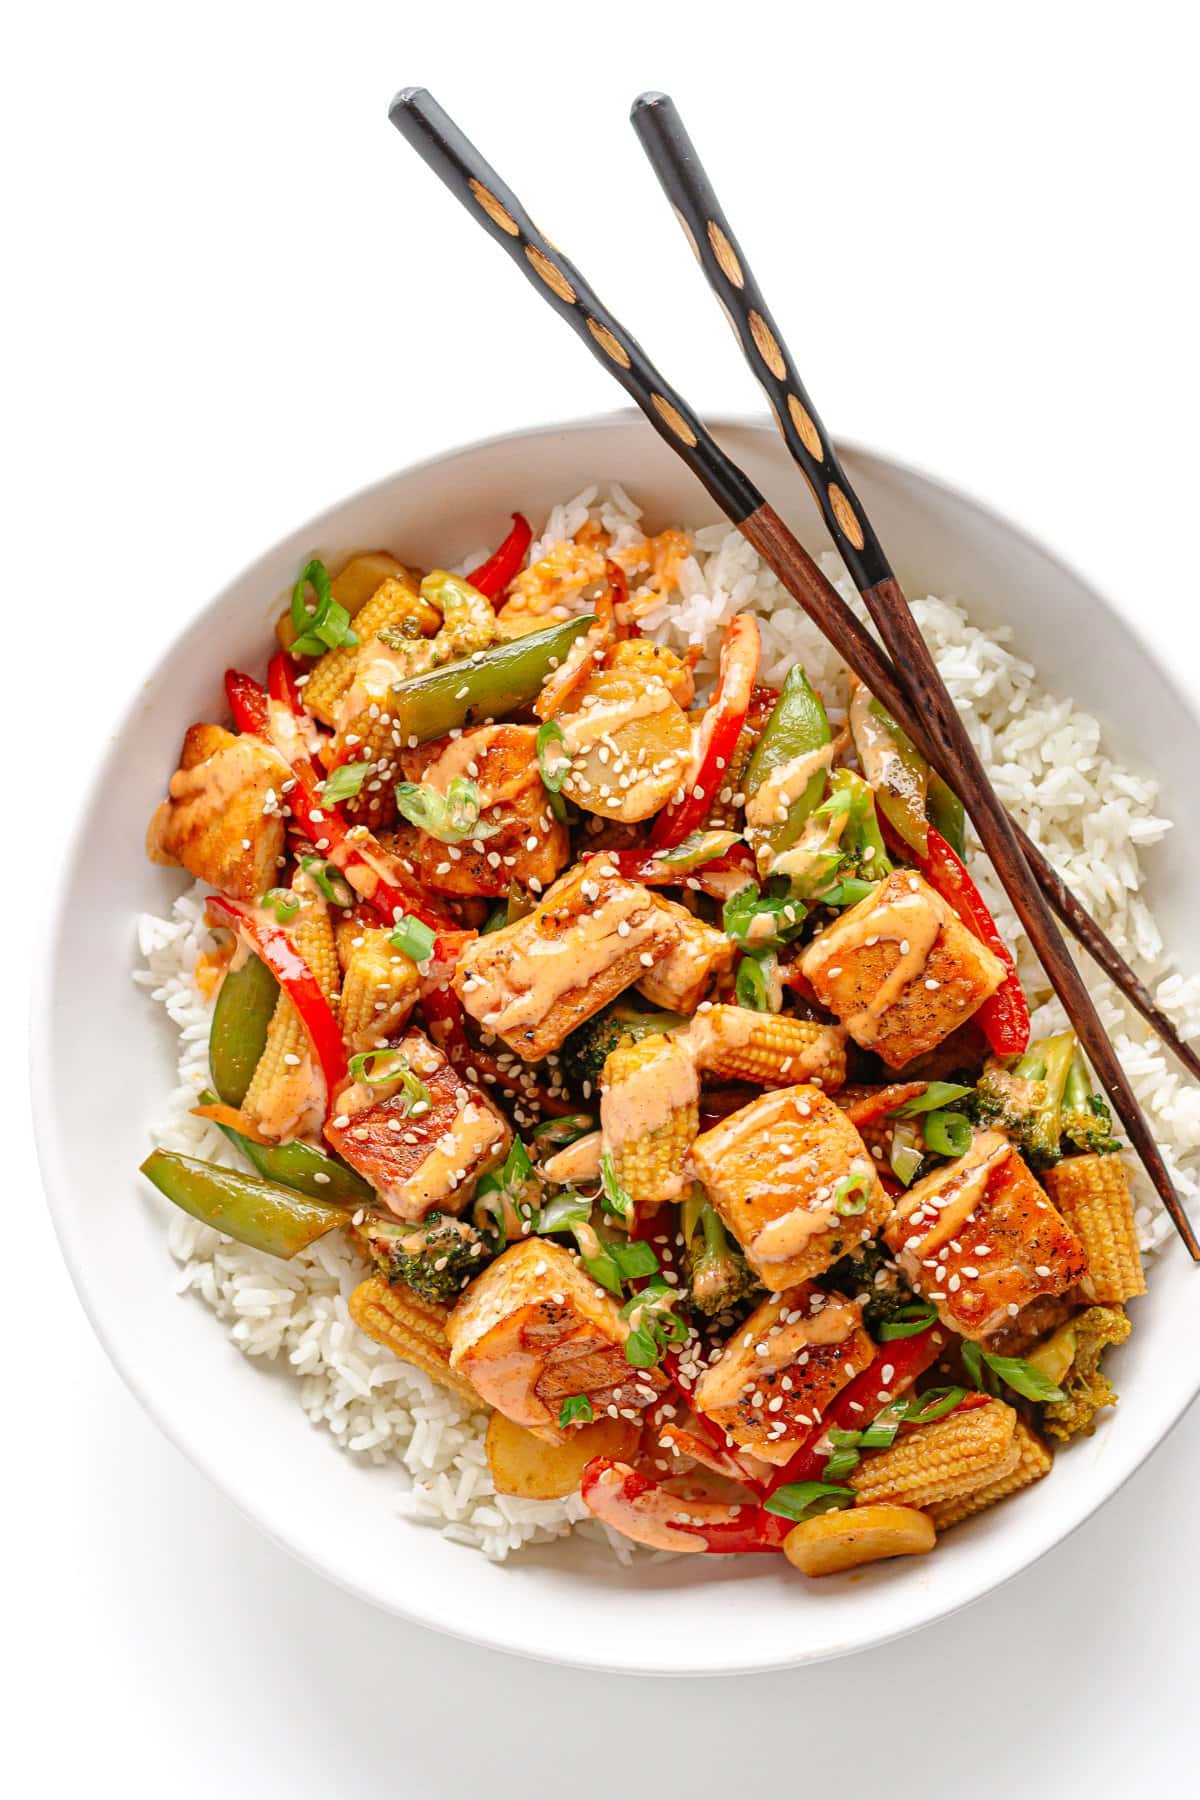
<box><xmin>630</xmin><ymin>90</ymin><xmax>1200</xmax><ymax>1093</ymax></box>
<box><xmin>387</xmin><ymin>87</ymin><xmax>1198</xmax><ymax>1258</ymax></box>
<box><xmin>630</xmin><ymin>91</ymin><xmax>1198</xmax><ymax>1254</ymax></box>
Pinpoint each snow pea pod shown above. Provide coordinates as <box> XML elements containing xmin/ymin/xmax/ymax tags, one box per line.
<box><xmin>388</xmin><ymin>613</ymin><xmax>595</xmax><ymax>744</ymax></box>
<box><xmin>743</xmin><ymin>666</ymin><xmax>832</xmax><ymax>865</ymax></box>
<box><xmin>140</xmin><ymin>1149</ymin><xmax>347</xmax><ymax>1260</ymax></box>
<box><xmin>208</xmin><ymin>953</ymin><xmax>278</xmax><ymax>1106</ymax></box>
<box><xmin>198</xmin><ymin>1090</ymin><xmax>375</xmax><ymax>1204</ymax></box>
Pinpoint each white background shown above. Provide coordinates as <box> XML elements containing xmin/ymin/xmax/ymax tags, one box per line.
<box><xmin>8</xmin><ymin>3</ymin><xmax>1199</xmax><ymax>1794</ymax></box>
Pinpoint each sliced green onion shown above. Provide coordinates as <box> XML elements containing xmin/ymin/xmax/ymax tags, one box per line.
<box><xmin>394</xmin><ymin>776</ymin><xmax>497</xmax><ymax>845</ymax></box>
<box><xmin>620</xmin><ymin>1277</ymin><xmax>687</xmax><ymax>1368</ymax></box>
<box><xmin>320</xmin><ymin>762</ymin><xmax>370</xmax><ymax>806</ymax></box>
<box><xmin>857</xmin><ymin>1405</ymin><xmax>905</xmax><ymax>1450</ymax></box>
<box><xmin>876</xmin><ymin>1300</ymin><xmax>939</xmax><ymax>1341</ymax></box>
<box><xmin>889</xmin><ymin>1120</ymin><xmax>924</xmax><ymax>1188</ymax></box>
<box><xmin>922</xmin><ymin>1110</ymin><xmax>973</xmax><ymax>1157</ymax></box>
<box><xmin>833</xmin><ymin>1170</ymin><xmax>872</xmax><ymax>1216</ymax></box>
<box><xmin>960</xmin><ymin>1338</ymin><xmax>986</xmax><ymax>1391</ymax></box>
<box><xmin>388</xmin><ymin>913</ymin><xmax>436</xmax><ymax>963</ymax></box>
<box><xmin>892</xmin><ymin>1082</ymin><xmax>974</xmax><ymax>1118</ymax></box>
<box><xmin>347</xmin><ymin>1049</ymin><xmax>430</xmax><ymax>1117</ymax></box>
<box><xmin>722</xmin><ymin>883</ymin><xmax>807</xmax><ymax>950</ymax></box>
<box><xmin>535</xmin><ymin>718</ymin><xmax>571</xmax><ymax>793</ymax></box>
<box><xmin>764</xmin><ymin>1481</ymin><xmax>856</xmax><ymax>1524</ymax></box>
<box><xmin>607</xmin><ymin>1239</ymin><xmax>659</xmax><ymax>1280</ymax></box>
<box><xmin>979</xmin><ymin>1350</ymin><xmax>1066</xmax><ymax>1405</ymax></box>
<box><xmin>735</xmin><ymin>949</ymin><xmax>779</xmax><ymax>1012</ymax></box>
<box><xmin>529</xmin><ymin>1113</ymin><xmax>595</xmax><ymax>1147</ymax></box>
<box><xmin>558</xmin><ymin>1394</ymin><xmax>594</xmax><ymax>1428</ymax></box>
<box><xmin>821</xmin><ymin>1442</ymin><xmax>862</xmax><ymax>1481</ymax></box>
<box><xmin>289</xmin><ymin>558</ymin><xmax>359</xmax><ymax>658</ymax></box>
<box><xmin>481</xmin><ymin>901</ymin><xmax>509</xmax><ymax>934</ymax></box>
<box><xmin>300</xmin><ymin>855</ymin><xmax>354</xmax><ymax>908</ymax></box>
<box><xmin>262</xmin><ymin>887</ymin><xmax>300</xmax><ymax>924</ymax></box>
<box><xmin>901</xmin><ymin>1385</ymin><xmax>967</xmax><ymax>1425</ymax></box>
<box><xmin>812</xmin><ymin>876</ymin><xmax>877</xmax><ymax>909</ymax></box>
<box><xmin>537</xmin><ymin>1189</ymin><xmax>591</xmax><ymax>1234</ymax></box>
<box><xmin>547</xmin><ymin>788</ymin><xmax>573</xmax><ymax>826</ymax></box>
<box><xmin>600</xmin><ymin>1151</ymin><xmax>635</xmax><ymax>1223</ymax></box>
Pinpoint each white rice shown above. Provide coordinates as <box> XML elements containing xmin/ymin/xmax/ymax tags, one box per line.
<box><xmin>135</xmin><ymin>483</ymin><xmax>1200</xmax><ymax>1558</ymax></box>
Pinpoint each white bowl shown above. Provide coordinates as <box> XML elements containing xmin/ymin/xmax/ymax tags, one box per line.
<box><xmin>33</xmin><ymin>414</ymin><xmax>1200</xmax><ymax>1674</ymax></box>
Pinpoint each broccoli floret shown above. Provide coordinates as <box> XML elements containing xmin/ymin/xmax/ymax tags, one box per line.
<box><xmin>680</xmin><ymin>1192</ymin><xmax>759</xmax><ymax>1316</ymax></box>
<box><xmin>355</xmin><ymin>1211</ymin><xmax>487</xmax><ymax>1304</ymax></box>
<box><xmin>1042</xmin><ymin>1306</ymin><xmax>1131</xmax><ymax>1441</ymax></box>
<box><xmin>1059</xmin><ymin>1053</ymin><xmax>1122</xmax><ymax>1155</ymax></box>
<box><xmin>559</xmin><ymin>1003</ymin><xmax>684</xmax><ymax>1098</ymax></box>
<box><xmin>823</xmin><ymin>1237</ymin><xmax>914</xmax><ymax>1337</ymax></box>
<box><xmin>968</xmin><ymin>1033</ymin><xmax>1077</xmax><ymax>1166</ymax></box>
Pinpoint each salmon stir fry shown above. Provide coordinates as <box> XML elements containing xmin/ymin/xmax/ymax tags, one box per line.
<box><xmin>141</xmin><ymin>518</ymin><xmax>1147</xmax><ymax>1578</ymax></box>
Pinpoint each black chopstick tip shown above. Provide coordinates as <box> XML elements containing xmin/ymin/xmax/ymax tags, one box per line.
<box><xmin>631</xmin><ymin>91</ymin><xmax>672</xmax><ymax>120</ymax></box>
<box><xmin>388</xmin><ymin>86</ymin><xmax>431</xmax><ymax>126</ymax></box>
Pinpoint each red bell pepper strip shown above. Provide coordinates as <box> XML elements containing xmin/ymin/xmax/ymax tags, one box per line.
<box><xmin>224</xmin><ymin>668</ymin><xmax>270</xmax><ymax>737</ymax></box>
<box><xmin>206</xmin><ymin>894</ymin><xmax>347</xmax><ymax>1109</ymax></box>
<box><xmin>765</xmin><ymin>1323</ymin><xmax>948</xmax><ymax>1494</ymax></box>
<box><xmin>581</xmin><ymin>1459</ymin><xmax>790</xmax><ymax>1554</ymax></box>
<box><xmin>267</xmin><ymin>650</ymin><xmax>308</xmax><ymax>718</ymax></box>
<box><xmin>649</xmin><ymin>613</ymin><xmax>761</xmax><ymax>850</ymax></box>
<box><xmin>918</xmin><ymin>827</ymin><xmax>1031</xmax><ymax>1057</ymax></box>
<box><xmin>465</xmin><ymin>512</ymin><xmax>532</xmax><ymax>601</ymax></box>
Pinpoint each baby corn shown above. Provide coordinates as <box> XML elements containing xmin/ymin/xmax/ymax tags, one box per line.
<box><xmin>1044</xmin><ymin>1154</ymin><xmax>1146</xmax><ymax>1304</ymax></box>
<box><xmin>349</xmin><ymin>1275</ymin><xmax>481</xmax><ymax>1404</ymax></box>
<box><xmin>687</xmin><ymin>1005</ymin><xmax>847</xmax><ymax>1091</ymax></box>
<box><xmin>849</xmin><ymin>1399</ymin><xmax>1018</xmax><ymax>1510</ymax></box>
<box><xmin>927</xmin><ymin>1420</ymin><xmax>1053</xmax><ymax>1529</ymax></box>
<box><xmin>601</xmin><ymin>1034</ymin><xmax>698</xmax><ymax>1205</ymax></box>
<box><xmin>303</xmin><ymin>573</ymin><xmax>436</xmax><ymax>724</ymax></box>
<box><xmin>243</xmin><ymin>896</ymin><xmax>340</xmax><ymax>1139</ymax></box>
<box><xmin>336</xmin><ymin>922</ymin><xmax>419</xmax><ymax>1054</ymax></box>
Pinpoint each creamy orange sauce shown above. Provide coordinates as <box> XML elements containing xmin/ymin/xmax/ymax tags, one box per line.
<box><xmin>804</xmin><ymin>886</ymin><xmax>942</xmax><ymax>1045</ymax></box>
<box><xmin>744</xmin><ymin>741</ymin><xmax>837</xmax><ymax>832</ymax></box>
<box><xmin>194</xmin><ymin>939</ymin><xmax>235</xmax><ymax>1000</ymax></box>
<box><xmin>748</xmin><ymin>1202</ymin><xmax>839</xmax><ymax>1264</ymax></box>
<box><xmin>895</xmin><ymin>1129</ymin><xmax>1010</xmax><ymax>1265</ymax></box>
<box><xmin>541</xmin><ymin>1130</ymin><xmax>603</xmax><ymax>1185</ymax></box>
<box><xmin>601</xmin><ymin>1039</ymin><xmax>697</xmax><ymax>1150</ymax></box>
<box><xmin>477</xmin><ymin>890</ymin><xmax>663</xmax><ymax>1035</ymax></box>
<box><xmin>558</xmin><ymin>680</ymin><xmax>674</xmax><ymax>753</ymax></box>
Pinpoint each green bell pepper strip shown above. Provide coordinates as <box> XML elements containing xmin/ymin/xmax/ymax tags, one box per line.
<box><xmin>387</xmin><ymin>614</ymin><xmax>595</xmax><ymax>745</ymax></box>
<box><xmin>140</xmin><ymin>1149</ymin><xmax>348</xmax><ymax>1260</ymax></box>
<box><xmin>743</xmin><ymin>665</ymin><xmax>832</xmax><ymax>862</ymax></box>
<box><xmin>208</xmin><ymin>953</ymin><xmax>279</xmax><ymax>1106</ymax></box>
<box><xmin>197</xmin><ymin>1090</ymin><xmax>375</xmax><ymax>1204</ymax></box>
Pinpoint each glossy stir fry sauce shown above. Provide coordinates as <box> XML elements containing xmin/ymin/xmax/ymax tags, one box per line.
<box><xmin>141</xmin><ymin>516</ymin><xmax>1146</xmax><ymax>1574</ymax></box>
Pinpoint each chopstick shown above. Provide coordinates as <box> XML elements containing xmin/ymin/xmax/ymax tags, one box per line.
<box><xmin>628</xmin><ymin>91</ymin><xmax>1197</xmax><ymax>1254</ymax></box>
<box><xmin>629</xmin><ymin>91</ymin><xmax>1200</xmax><ymax>1089</ymax></box>
<box><xmin>386</xmin><ymin>87</ymin><xmax>1198</xmax><ymax>1259</ymax></box>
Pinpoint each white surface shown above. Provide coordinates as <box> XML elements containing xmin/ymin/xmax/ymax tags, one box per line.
<box><xmin>33</xmin><ymin>414</ymin><xmax>1200</xmax><ymax>1675</ymax></box>
<box><xmin>7</xmin><ymin>0</ymin><xmax>1199</xmax><ymax>1786</ymax></box>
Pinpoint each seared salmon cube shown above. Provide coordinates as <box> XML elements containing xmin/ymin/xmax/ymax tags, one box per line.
<box><xmin>883</xmin><ymin>1128</ymin><xmax>1087</xmax><ymax>1340</ymax></box>
<box><xmin>446</xmin><ymin>1238</ymin><xmax>668</xmax><ymax>1441</ymax></box>
<box><xmin>398</xmin><ymin>724</ymin><xmax>570</xmax><ymax>898</ymax></box>
<box><xmin>146</xmin><ymin>724</ymin><xmax>288</xmax><ymax>902</ymax></box>
<box><xmin>691</xmin><ymin>1084</ymin><xmax>890</xmax><ymax>1290</ymax></box>
<box><xmin>693</xmin><ymin>1286</ymin><xmax>876</xmax><ymax>1463</ymax></box>
<box><xmin>799</xmin><ymin>868</ymin><xmax>1006</xmax><ymax>1068</ymax></box>
<box><xmin>325</xmin><ymin>1029</ymin><xmax>510</xmax><ymax>1222</ymax></box>
<box><xmin>635</xmin><ymin>899</ymin><xmax>735</xmax><ymax>1013</ymax></box>
<box><xmin>453</xmin><ymin>856</ymin><xmax>681</xmax><ymax>1061</ymax></box>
